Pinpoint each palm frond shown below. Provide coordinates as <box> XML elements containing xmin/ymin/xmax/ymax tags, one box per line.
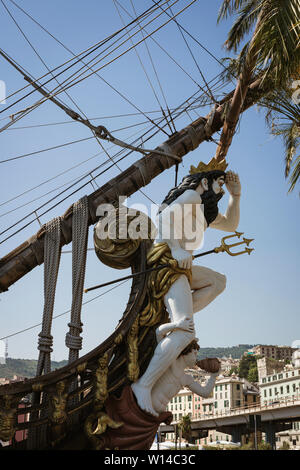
<box><xmin>288</xmin><ymin>154</ymin><xmax>300</xmax><ymax>192</ymax></box>
<box><xmin>260</xmin><ymin>90</ymin><xmax>300</xmax><ymax>187</ymax></box>
<box><xmin>218</xmin><ymin>0</ymin><xmax>255</xmax><ymax>22</ymax></box>
<box><xmin>248</xmin><ymin>0</ymin><xmax>300</xmax><ymax>86</ymax></box>
<box><xmin>224</xmin><ymin>0</ymin><xmax>262</xmax><ymax>52</ymax></box>
<box><xmin>219</xmin><ymin>0</ymin><xmax>300</xmax><ymax>87</ymax></box>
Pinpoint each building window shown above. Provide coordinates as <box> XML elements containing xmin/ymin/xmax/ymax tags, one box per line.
<box><xmin>280</xmin><ymin>386</ymin><xmax>283</xmax><ymax>394</ymax></box>
<box><xmin>269</xmin><ymin>389</ymin><xmax>272</xmax><ymax>396</ymax></box>
<box><xmin>286</xmin><ymin>385</ymin><xmax>290</xmax><ymax>394</ymax></box>
<box><xmin>264</xmin><ymin>390</ymin><xmax>267</xmax><ymax>397</ymax></box>
<box><xmin>236</xmin><ymin>384</ymin><xmax>240</xmax><ymax>390</ymax></box>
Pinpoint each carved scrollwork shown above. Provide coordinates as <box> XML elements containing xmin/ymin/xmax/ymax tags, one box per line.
<box><xmin>84</xmin><ymin>411</ymin><xmax>123</xmax><ymax>450</ymax></box>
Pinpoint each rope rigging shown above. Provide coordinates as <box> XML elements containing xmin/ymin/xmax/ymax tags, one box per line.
<box><xmin>0</xmin><ymin>0</ymin><xmax>184</xmax><ymax>134</ymax></box>
<box><xmin>0</xmin><ymin>1</ymin><xmax>234</xmax><ymax>253</ymax></box>
<box><xmin>0</xmin><ymin>0</ymin><xmax>168</xmax><ymax>112</ymax></box>
<box><xmin>0</xmin><ymin>85</ymin><xmax>211</xmax><ymax>246</ymax></box>
<box><xmin>2</xmin><ymin>0</ymin><xmax>197</xmax><ymax>134</ymax></box>
<box><xmin>0</xmin><ymin>279</ymin><xmax>129</xmax><ymax>342</ymax></box>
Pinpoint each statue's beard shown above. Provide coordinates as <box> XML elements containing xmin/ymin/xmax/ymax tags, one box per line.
<box><xmin>201</xmin><ymin>188</ymin><xmax>224</xmax><ymax>226</ymax></box>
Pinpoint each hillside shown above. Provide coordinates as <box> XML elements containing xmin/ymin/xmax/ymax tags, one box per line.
<box><xmin>0</xmin><ymin>345</ymin><xmax>255</xmax><ymax>379</ymax></box>
<box><xmin>0</xmin><ymin>358</ymin><xmax>68</xmax><ymax>379</ymax></box>
<box><xmin>197</xmin><ymin>344</ymin><xmax>255</xmax><ymax>360</ymax></box>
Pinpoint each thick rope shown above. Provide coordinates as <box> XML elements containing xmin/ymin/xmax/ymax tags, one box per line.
<box><xmin>28</xmin><ymin>216</ymin><xmax>61</xmax><ymax>449</ymax></box>
<box><xmin>66</xmin><ymin>196</ymin><xmax>89</xmax><ymax>364</ymax></box>
<box><xmin>36</xmin><ymin>216</ymin><xmax>62</xmax><ymax>375</ymax></box>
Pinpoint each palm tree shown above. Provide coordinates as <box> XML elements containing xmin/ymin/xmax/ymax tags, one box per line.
<box><xmin>178</xmin><ymin>414</ymin><xmax>192</xmax><ymax>443</ymax></box>
<box><xmin>215</xmin><ymin>0</ymin><xmax>300</xmax><ymax>162</ymax></box>
<box><xmin>259</xmin><ymin>88</ymin><xmax>300</xmax><ymax>191</ymax></box>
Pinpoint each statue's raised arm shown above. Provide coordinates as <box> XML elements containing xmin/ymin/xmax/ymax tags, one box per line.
<box><xmin>210</xmin><ymin>171</ymin><xmax>241</xmax><ymax>232</ymax></box>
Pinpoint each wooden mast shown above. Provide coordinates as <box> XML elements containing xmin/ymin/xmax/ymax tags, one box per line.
<box><xmin>0</xmin><ymin>76</ymin><xmax>269</xmax><ymax>293</ymax></box>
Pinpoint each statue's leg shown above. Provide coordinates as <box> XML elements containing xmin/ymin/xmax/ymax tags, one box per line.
<box><xmin>191</xmin><ymin>265</ymin><xmax>226</xmax><ymax>314</ymax></box>
<box><xmin>132</xmin><ymin>275</ymin><xmax>194</xmax><ymax>416</ymax></box>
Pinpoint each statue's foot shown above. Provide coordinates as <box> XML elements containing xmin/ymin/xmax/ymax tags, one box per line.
<box><xmin>131</xmin><ymin>383</ymin><xmax>158</xmax><ymax>417</ymax></box>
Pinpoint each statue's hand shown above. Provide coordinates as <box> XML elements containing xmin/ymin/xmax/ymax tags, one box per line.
<box><xmin>171</xmin><ymin>247</ymin><xmax>193</xmax><ymax>269</ymax></box>
<box><xmin>175</xmin><ymin>317</ymin><xmax>194</xmax><ymax>333</ymax></box>
<box><xmin>225</xmin><ymin>171</ymin><xmax>241</xmax><ymax>197</ymax></box>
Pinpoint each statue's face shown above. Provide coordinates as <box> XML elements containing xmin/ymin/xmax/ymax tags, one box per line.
<box><xmin>184</xmin><ymin>349</ymin><xmax>198</xmax><ymax>368</ymax></box>
<box><xmin>196</xmin><ymin>175</ymin><xmax>225</xmax><ymax>196</ymax></box>
<box><xmin>212</xmin><ymin>176</ymin><xmax>225</xmax><ymax>195</ymax></box>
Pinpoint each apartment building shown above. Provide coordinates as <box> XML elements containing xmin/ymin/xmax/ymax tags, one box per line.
<box><xmin>165</xmin><ymin>373</ymin><xmax>259</xmax><ymax>445</ymax></box>
<box><xmin>259</xmin><ymin>367</ymin><xmax>300</xmax><ymax>404</ymax></box>
<box><xmin>258</xmin><ymin>354</ymin><xmax>300</xmax><ymax>450</ymax></box>
<box><xmin>248</xmin><ymin>345</ymin><xmax>297</xmax><ymax>361</ymax></box>
<box><xmin>167</xmin><ymin>387</ymin><xmax>194</xmax><ymax>423</ymax></box>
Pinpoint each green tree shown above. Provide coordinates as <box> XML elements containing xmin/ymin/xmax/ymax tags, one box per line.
<box><xmin>259</xmin><ymin>89</ymin><xmax>300</xmax><ymax>192</ymax></box>
<box><xmin>247</xmin><ymin>364</ymin><xmax>258</xmax><ymax>383</ymax></box>
<box><xmin>216</xmin><ymin>0</ymin><xmax>300</xmax><ymax>190</ymax></box>
<box><xmin>238</xmin><ymin>355</ymin><xmax>257</xmax><ymax>380</ymax></box>
<box><xmin>229</xmin><ymin>365</ymin><xmax>239</xmax><ymax>375</ymax></box>
<box><xmin>179</xmin><ymin>415</ymin><xmax>192</xmax><ymax>443</ymax></box>
<box><xmin>258</xmin><ymin>441</ymin><xmax>272</xmax><ymax>450</ymax></box>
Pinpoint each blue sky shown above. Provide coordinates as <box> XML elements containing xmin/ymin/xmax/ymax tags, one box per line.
<box><xmin>0</xmin><ymin>0</ymin><xmax>299</xmax><ymax>361</ymax></box>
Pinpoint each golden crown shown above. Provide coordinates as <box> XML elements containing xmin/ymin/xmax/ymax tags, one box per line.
<box><xmin>189</xmin><ymin>157</ymin><xmax>228</xmax><ymax>175</ymax></box>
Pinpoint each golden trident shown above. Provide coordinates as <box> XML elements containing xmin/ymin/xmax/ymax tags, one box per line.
<box><xmin>84</xmin><ymin>232</ymin><xmax>254</xmax><ymax>293</ymax></box>
<box><xmin>214</xmin><ymin>232</ymin><xmax>254</xmax><ymax>257</ymax></box>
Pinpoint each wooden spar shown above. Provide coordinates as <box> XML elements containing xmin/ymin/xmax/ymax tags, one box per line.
<box><xmin>0</xmin><ymin>76</ymin><xmax>269</xmax><ymax>293</ymax></box>
<box><xmin>214</xmin><ymin>12</ymin><xmax>264</xmax><ymax>162</ymax></box>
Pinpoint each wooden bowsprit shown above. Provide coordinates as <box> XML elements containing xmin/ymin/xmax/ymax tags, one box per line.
<box><xmin>84</xmin><ymin>231</ymin><xmax>254</xmax><ymax>293</ymax></box>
